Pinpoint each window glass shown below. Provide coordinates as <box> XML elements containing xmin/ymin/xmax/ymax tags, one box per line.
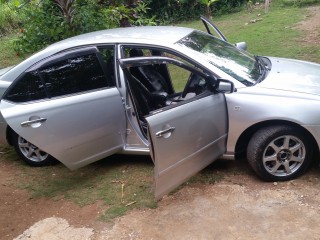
<box><xmin>177</xmin><ymin>31</ymin><xmax>260</xmax><ymax>86</ymax></box>
<box><xmin>99</xmin><ymin>47</ymin><xmax>115</xmax><ymax>63</ymax></box>
<box><xmin>98</xmin><ymin>47</ymin><xmax>115</xmax><ymax>85</ymax></box>
<box><xmin>124</xmin><ymin>46</ymin><xmax>203</xmax><ymax>95</ymax></box>
<box><xmin>40</xmin><ymin>53</ymin><xmax>108</xmax><ymax>98</ymax></box>
<box><xmin>126</xmin><ymin>61</ymin><xmax>209</xmax><ymax>115</ymax></box>
<box><xmin>5</xmin><ymin>71</ymin><xmax>47</xmax><ymax>103</ymax></box>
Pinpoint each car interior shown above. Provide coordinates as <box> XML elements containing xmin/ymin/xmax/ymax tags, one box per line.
<box><xmin>122</xmin><ymin>47</ymin><xmax>212</xmax><ymax>135</ymax></box>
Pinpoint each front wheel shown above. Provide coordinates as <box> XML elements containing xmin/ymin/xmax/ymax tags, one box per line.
<box><xmin>247</xmin><ymin>125</ymin><xmax>312</xmax><ymax>181</ymax></box>
<box><xmin>12</xmin><ymin>132</ymin><xmax>56</xmax><ymax>167</ymax></box>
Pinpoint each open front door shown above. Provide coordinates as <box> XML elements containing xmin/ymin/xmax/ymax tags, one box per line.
<box><xmin>146</xmin><ymin>93</ymin><xmax>228</xmax><ymax>199</ymax></box>
<box><xmin>120</xmin><ymin>56</ymin><xmax>229</xmax><ymax>199</ymax></box>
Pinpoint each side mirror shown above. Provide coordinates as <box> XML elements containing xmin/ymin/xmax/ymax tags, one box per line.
<box><xmin>235</xmin><ymin>42</ymin><xmax>247</xmax><ymax>51</ymax></box>
<box><xmin>216</xmin><ymin>79</ymin><xmax>236</xmax><ymax>93</ymax></box>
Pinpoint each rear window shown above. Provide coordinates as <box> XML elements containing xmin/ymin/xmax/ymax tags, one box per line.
<box><xmin>4</xmin><ymin>71</ymin><xmax>47</xmax><ymax>103</ymax></box>
<box><xmin>39</xmin><ymin>53</ymin><xmax>108</xmax><ymax>98</ymax></box>
<box><xmin>4</xmin><ymin>52</ymin><xmax>111</xmax><ymax>103</ymax></box>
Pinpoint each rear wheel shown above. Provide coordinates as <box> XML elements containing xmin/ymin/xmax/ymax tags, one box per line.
<box><xmin>12</xmin><ymin>132</ymin><xmax>56</xmax><ymax>166</ymax></box>
<box><xmin>247</xmin><ymin>125</ymin><xmax>312</xmax><ymax>181</ymax></box>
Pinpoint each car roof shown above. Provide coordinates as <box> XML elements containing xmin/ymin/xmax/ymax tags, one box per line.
<box><xmin>1</xmin><ymin>26</ymin><xmax>194</xmax><ymax>81</ymax></box>
<box><xmin>49</xmin><ymin>26</ymin><xmax>194</xmax><ymax>48</ymax></box>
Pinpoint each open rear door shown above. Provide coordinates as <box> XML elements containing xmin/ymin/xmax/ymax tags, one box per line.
<box><xmin>1</xmin><ymin>47</ymin><xmax>126</xmax><ymax>170</ymax></box>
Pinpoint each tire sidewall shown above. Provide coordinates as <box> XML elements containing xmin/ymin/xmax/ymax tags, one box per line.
<box><xmin>248</xmin><ymin>126</ymin><xmax>312</xmax><ymax>181</ymax></box>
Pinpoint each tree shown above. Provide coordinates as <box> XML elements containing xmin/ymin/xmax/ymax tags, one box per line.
<box><xmin>198</xmin><ymin>0</ymin><xmax>219</xmax><ymax>18</ymax></box>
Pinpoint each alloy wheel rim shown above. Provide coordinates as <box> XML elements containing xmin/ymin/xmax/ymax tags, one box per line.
<box><xmin>263</xmin><ymin>135</ymin><xmax>305</xmax><ymax>177</ymax></box>
<box><xmin>18</xmin><ymin>136</ymin><xmax>48</xmax><ymax>162</ymax></box>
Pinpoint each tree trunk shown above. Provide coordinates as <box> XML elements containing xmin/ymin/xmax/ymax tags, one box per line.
<box><xmin>206</xmin><ymin>5</ymin><xmax>212</xmax><ymax>19</ymax></box>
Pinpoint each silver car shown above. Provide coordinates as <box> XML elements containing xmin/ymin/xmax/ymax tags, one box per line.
<box><xmin>0</xmin><ymin>18</ymin><xmax>319</xmax><ymax>199</ymax></box>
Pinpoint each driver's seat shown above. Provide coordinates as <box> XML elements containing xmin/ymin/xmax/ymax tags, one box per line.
<box><xmin>129</xmin><ymin>49</ymin><xmax>168</xmax><ymax>93</ymax></box>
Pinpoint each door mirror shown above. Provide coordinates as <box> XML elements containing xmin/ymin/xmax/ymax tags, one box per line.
<box><xmin>216</xmin><ymin>79</ymin><xmax>235</xmax><ymax>93</ymax></box>
<box><xmin>235</xmin><ymin>42</ymin><xmax>248</xmax><ymax>51</ymax></box>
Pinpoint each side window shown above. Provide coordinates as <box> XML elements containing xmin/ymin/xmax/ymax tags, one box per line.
<box><xmin>124</xmin><ymin>46</ymin><xmax>207</xmax><ymax>96</ymax></box>
<box><xmin>98</xmin><ymin>47</ymin><xmax>115</xmax><ymax>85</ymax></box>
<box><xmin>166</xmin><ymin>60</ymin><xmax>193</xmax><ymax>93</ymax></box>
<box><xmin>123</xmin><ymin>46</ymin><xmax>209</xmax><ymax>98</ymax></box>
<box><xmin>4</xmin><ymin>71</ymin><xmax>47</xmax><ymax>103</ymax></box>
<box><xmin>121</xmin><ymin>47</ymin><xmax>213</xmax><ymax>136</ymax></box>
<box><xmin>39</xmin><ymin>53</ymin><xmax>108</xmax><ymax>98</ymax></box>
<box><xmin>125</xmin><ymin>61</ymin><xmax>210</xmax><ymax>114</ymax></box>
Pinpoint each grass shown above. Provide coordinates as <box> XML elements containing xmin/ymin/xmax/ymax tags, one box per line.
<box><xmin>0</xmin><ymin>34</ymin><xmax>24</xmax><ymax>68</ymax></box>
<box><xmin>1</xmin><ymin>2</ymin><xmax>320</xmax><ymax>221</ymax></box>
<box><xmin>177</xmin><ymin>2</ymin><xmax>320</xmax><ymax>63</ymax></box>
<box><xmin>1</xmin><ymin>143</ymin><xmax>225</xmax><ymax>221</ymax></box>
<box><xmin>1</xmin><ymin>144</ymin><xmax>157</xmax><ymax>220</ymax></box>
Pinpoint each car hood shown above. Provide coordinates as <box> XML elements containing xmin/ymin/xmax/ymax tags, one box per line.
<box><xmin>257</xmin><ymin>57</ymin><xmax>320</xmax><ymax>95</ymax></box>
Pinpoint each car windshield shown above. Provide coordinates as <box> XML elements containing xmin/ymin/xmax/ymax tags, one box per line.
<box><xmin>176</xmin><ymin>31</ymin><xmax>261</xmax><ymax>86</ymax></box>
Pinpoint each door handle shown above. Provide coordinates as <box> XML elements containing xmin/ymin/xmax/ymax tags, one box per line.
<box><xmin>21</xmin><ymin>118</ymin><xmax>47</xmax><ymax>127</ymax></box>
<box><xmin>156</xmin><ymin>127</ymin><xmax>175</xmax><ymax>138</ymax></box>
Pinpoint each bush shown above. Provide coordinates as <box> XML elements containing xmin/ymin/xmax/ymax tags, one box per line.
<box><xmin>146</xmin><ymin>0</ymin><xmax>245</xmax><ymax>23</ymax></box>
<box><xmin>0</xmin><ymin>2</ymin><xmax>21</xmax><ymax>37</ymax></box>
<box><xmin>14</xmin><ymin>0</ymin><xmax>156</xmax><ymax>55</ymax></box>
<box><xmin>14</xmin><ymin>0</ymin><xmax>72</xmax><ymax>54</ymax></box>
<box><xmin>213</xmin><ymin>0</ymin><xmax>244</xmax><ymax>15</ymax></box>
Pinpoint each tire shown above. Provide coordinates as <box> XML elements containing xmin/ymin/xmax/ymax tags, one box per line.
<box><xmin>12</xmin><ymin>132</ymin><xmax>56</xmax><ymax>167</ymax></box>
<box><xmin>247</xmin><ymin>125</ymin><xmax>312</xmax><ymax>181</ymax></box>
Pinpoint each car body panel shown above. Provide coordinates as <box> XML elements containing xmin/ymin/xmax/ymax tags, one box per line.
<box><xmin>0</xmin><ymin>66</ymin><xmax>14</xmax><ymax>77</ymax></box>
<box><xmin>0</xmin><ymin>27</ymin><xmax>195</xmax><ymax>82</ymax></box>
<box><xmin>146</xmin><ymin>93</ymin><xmax>228</xmax><ymax>199</ymax></box>
<box><xmin>259</xmin><ymin>57</ymin><xmax>320</xmax><ymax>95</ymax></box>
<box><xmin>225</xmin><ymin>86</ymin><xmax>320</xmax><ymax>157</ymax></box>
<box><xmin>119</xmin><ymin>56</ymin><xmax>229</xmax><ymax>198</ymax></box>
<box><xmin>0</xmin><ymin>22</ymin><xmax>319</xmax><ymax>194</ymax></box>
<box><xmin>0</xmin><ymin>87</ymin><xmax>126</xmax><ymax>169</ymax></box>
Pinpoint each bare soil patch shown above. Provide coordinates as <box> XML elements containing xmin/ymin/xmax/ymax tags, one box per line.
<box><xmin>0</xmin><ymin>159</ymin><xmax>108</xmax><ymax>239</ymax></box>
<box><xmin>296</xmin><ymin>5</ymin><xmax>320</xmax><ymax>44</ymax></box>
<box><xmin>97</xmin><ymin>173</ymin><xmax>320</xmax><ymax>240</ymax></box>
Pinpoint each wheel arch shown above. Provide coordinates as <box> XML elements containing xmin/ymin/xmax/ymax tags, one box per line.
<box><xmin>235</xmin><ymin>120</ymin><xmax>319</xmax><ymax>160</ymax></box>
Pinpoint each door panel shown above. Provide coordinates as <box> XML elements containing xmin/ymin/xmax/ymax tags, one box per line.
<box><xmin>1</xmin><ymin>88</ymin><xmax>125</xmax><ymax>169</ymax></box>
<box><xmin>146</xmin><ymin>93</ymin><xmax>228</xmax><ymax>199</ymax></box>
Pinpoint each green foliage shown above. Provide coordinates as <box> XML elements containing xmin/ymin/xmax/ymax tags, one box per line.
<box><xmin>13</xmin><ymin>0</ymin><xmax>71</xmax><ymax>54</ymax></box>
<box><xmin>13</xmin><ymin>0</ymin><xmax>156</xmax><ymax>55</ymax></box>
<box><xmin>101</xmin><ymin>1</ymin><xmax>156</xmax><ymax>28</ymax></box>
<box><xmin>0</xmin><ymin>1</ymin><xmax>21</xmax><ymax>36</ymax></box>
<box><xmin>1</xmin><ymin>145</ymin><xmax>157</xmax><ymax>220</ymax></box>
<box><xmin>198</xmin><ymin>0</ymin><xmax>219</xmax><ymax>18</ymax></box>
<box><xmin>0</xmin><ymin>34</ymin><xmax>23</xmax><ymax>68</ymax></box>
<box><xmin>146</xmin><ymin>0</ymin><xmax>244</xmax><ymax>23</ymax></box>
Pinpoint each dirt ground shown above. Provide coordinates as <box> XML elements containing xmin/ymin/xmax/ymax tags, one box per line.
<box><xmin>1</xmin><ymin>5</ymin><xmax>320</xmax><ymax>240</ymax></box>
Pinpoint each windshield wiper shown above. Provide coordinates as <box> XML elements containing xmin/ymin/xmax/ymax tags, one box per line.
<box><xmin>255</xmin><ymin>56</ymin><xmax>267</xmax><ymax>83</ymax></box>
